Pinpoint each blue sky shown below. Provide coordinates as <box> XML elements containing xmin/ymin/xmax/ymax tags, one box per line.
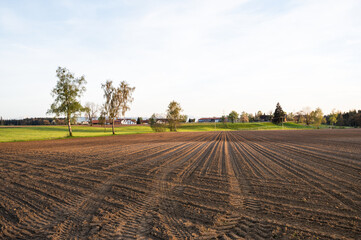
<box><xmin>0</xmin><ymin>0</ymin><xmax>360</xmax><ymax>119</ymax></box>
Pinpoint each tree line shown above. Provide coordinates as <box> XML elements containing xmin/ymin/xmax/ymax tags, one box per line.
<box><xmin>0</xmin><ymin>118</ymin><xmax>62</xmax><ymax>126</ymax></box>
<box><xmin>224</xmin><ymin>103</ymin><xmax>361</xmax><ymax>128</ymax></box>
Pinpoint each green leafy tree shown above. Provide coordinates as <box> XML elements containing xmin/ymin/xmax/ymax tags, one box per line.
<box><xmin>228</xmin><ymin>111</ymin><xmax>239</xmax><ymax>123</ymax></box>
<box><xmin>102</xmin><ymin>80</ymin><xmax>135</xmax><ymax>135</ymax></box>
<box><xmin>248</xmin><ymin>113</ymin><xmax>255</xmax><ymax>122</ymax></box>
<box><xmin>272</xmin><ymin>102</ymin><xmax>285</xmax><ymax>124</ymax></box>
<box><xmin>98</xmin><ymin>111</ymin><xmax>107</xmax><ymax>131</ymax></box>
<box><xmin>149</xmin><ymin>114</ymin><xmax>156</xmax><ymax>126</ymax></box>
<box><xmin>149</xmin><ymin>113</ymin><xmax>167</xmax><ymax>132</ymax></box>
<box><xmin>329</xmin><ymin>110</ymin><xmax>338</xmax><ymax>126</ymax></box>
<box><xmin>221</xmin><ymin>115</ymin><xmax>227</xmax><ymax>123</ymax></box>
<box><xmin>166</xmin><ymin>101</ymin><xmax>184</xmax><ymax>131</ymax></box>
<box><xmin>47</xmin><ymin>67</ymin><xmax>86</xmax><ymax>136</ymax></box>
<box><xmin>180</xmin><ymin>115</ymin><xmax>188</xmax><ymax>123</ymax></box>
<box><xmin>311</xmin><ymin>107</ymin><xmax>324</xmax><ymax>128</ymax></box>
<box><xmin>337</xmin><ymin>113</ymin><xmax>344</xmax><ymax>126</ymax></box>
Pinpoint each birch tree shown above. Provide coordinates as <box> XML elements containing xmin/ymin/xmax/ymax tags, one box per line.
<box><xmin>102</xmin><ymin>80</ymin><xmax>135</xmax><ymax>135</ymax></box>
<box><xmin>48</xmin><ymin>67</ymin><xmax>86</xmax><ymax>137</ymax></box>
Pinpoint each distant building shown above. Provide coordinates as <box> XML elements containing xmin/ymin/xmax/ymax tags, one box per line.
<box><xmin>259</xmin><ymin>114</ymin><xmax>272</xmax><ymax>122</ymax></box>
<box><xmin>121</xmin><ymin>119</ymin><xmax>136</xmax><ymax>125</ymax></box>
<box><xmin>198</xmin><ymin>117</ymin><xmax>223</xmax><ymax>123</ymax></box>
<box><xmin>155</xmin><ymin>118</ymin><xmax>168</xmax><ymax>124</ymax></box>
<box><xmin>92</xmin><ymin>118</ymin><xmax>136</xmax><ymax>125</ymax></box>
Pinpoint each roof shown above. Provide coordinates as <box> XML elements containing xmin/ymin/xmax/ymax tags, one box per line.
<box><xmin>198</xmin><ymin>117</ymin><xmax>223</xmax><ymax>120</ymax></box>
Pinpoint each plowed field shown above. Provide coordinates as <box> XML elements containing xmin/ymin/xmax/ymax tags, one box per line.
<box><xmin>1</xmin><ymin>130</ymin><xmax>361</xmax><ymax>239</ymax></box>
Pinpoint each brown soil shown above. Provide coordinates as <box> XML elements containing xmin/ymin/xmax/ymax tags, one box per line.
<box><xmin>1</xmin><ymin>130</ymin><xmax>361</xmax><ymax>239</ymax></box>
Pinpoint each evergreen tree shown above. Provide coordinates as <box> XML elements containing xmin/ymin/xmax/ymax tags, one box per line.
<box><xmin>137</xmin><ymin>117</ymin><xmax>143</xmax><ymax>124</ymax></box>
<box><xmin>272</xmin><ymin>102</ymin><xmax>285</xmax><ymax>124</ymax></box>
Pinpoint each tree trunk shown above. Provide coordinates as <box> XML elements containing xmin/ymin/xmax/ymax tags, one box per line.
<box><xmin>112</xmin><ymin>118</ymin><xmax>115</xmax><ymax>135</ymax></box>
<box><xmin>67</xmin><ymin>117</ymin><xmax>73</xmax><ymax>137</ymax></box>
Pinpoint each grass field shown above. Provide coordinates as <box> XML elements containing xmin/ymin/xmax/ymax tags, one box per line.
<box><xmin>0</xmin><ymin>125</ymin><xmax>153</xmax><ymax>142</ymax></box>
<box><xmin>0</xmin><ymin>122</ymin><xmax>338</xmax><ymax>142</ymax></box>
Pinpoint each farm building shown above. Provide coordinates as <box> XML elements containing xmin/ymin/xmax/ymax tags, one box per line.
<box><xmin>92</xmin><ymin>118</ymin><xmax>136</xmax><ymax>125</ymax></box>
<box><xmin>198</xmin><ymin>117</ymin><xmax>223</xmax><ymax>123</ymax></box>
<box><xmin>259</xmin><ymin>114</ymin><xmax>272</xmax><ymax>122</ymax></box>
<box><xmin>121</xmin><ymin>119</ymin><xmax>136</xmax><ymax>125</ymax></box>
<box><xmin>155</xmin><ymin>118</ymin><xmax>168</xmax><ymax>124</ymax></box>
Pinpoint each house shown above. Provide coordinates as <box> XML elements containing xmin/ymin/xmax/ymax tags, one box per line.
<box><xmin>92</xmin><ymin>120</ymin><xmax>108</xmax><ymax>125</ymax></box>
<box><xmin>156</xmin><ymin>118</ymin><xmax>168</xmax><ymax>124</ymax></box>
<box><xmin>92</xmin><ymin>119</ymin><xmax>137</xmax><ymax>125</ymax></box>
<box><xmin>198</xmin><ymin>117</ymin><xmax>223</xmax><ymax>123</ymax></box>
<box><xmin>121</xmin><ymin>119</ymin><xmax>136</xmax><ymax>125</ymax></box>
<box><xmin>259</xmin><ymin>114</ymin><xmax>272</xmax><ymax>122</ymax></box>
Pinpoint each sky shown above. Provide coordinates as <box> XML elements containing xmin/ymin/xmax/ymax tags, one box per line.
<box><xmin>0</xmin><ymin>0</ymin><xmax>360</xmax><ymax>119</ymax></box>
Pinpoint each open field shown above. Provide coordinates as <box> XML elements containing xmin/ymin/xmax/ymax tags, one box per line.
<box><xmin>1</xmin><ymin>129</ymin><xmax>361</xmax><ymax>239</ymax></box>
<box><xmin>0</xmin><ymin>125</ymin><xmax>154</xmax><ymax>142</ymax></box>
<box><xmin>0</xmin><ymin>122</ymin><xmax>334</xmax><ymax>142</ymax></box>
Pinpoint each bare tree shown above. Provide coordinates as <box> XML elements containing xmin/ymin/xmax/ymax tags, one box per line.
<box><xmin>255</xmin><ymin>111</ymin><xmax>262</xmax><ymax>121</ymax></box>
<box><xmin>102</xmin><ymin>80</ymin><xmax>135</xmax><ymax>135</ymax></box>
<box><xmin>302</xmin><ymin>107</ymin><xmax>312</xmax><ymax>125</ymax></box>
<box><xmin>102</xmin><ymin>80</ymin><xmax>118</xmax><ymax>135</ymax></box>
<box><xmin>240</xmin><ymin>111</ymin><xmax>249</xmax><ymax>123</ymax></box>
<box><xmin>119</xmin><ymin>81</ymin><xmax>136</xmax><ymax>120</ymax></box>
<box><xmin>84</xmin><ymin>102</ymin><xmax>98</xmax><ymax>126</ymax></box>
<box><xmin>48</xmin><ymin>67</ymin><xmax>86</xmax><ymax>136</ymax></box>
<box><xmin>287</xmin><ymin>112</ymin><xmax>295</xmax><ymax>122</ymax></box>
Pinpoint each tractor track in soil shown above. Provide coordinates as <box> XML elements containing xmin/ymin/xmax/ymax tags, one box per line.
<box><xmin>1</xmin><ymin>130</ymin><xmax>361</xmax><ymax>239</ymax></box>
